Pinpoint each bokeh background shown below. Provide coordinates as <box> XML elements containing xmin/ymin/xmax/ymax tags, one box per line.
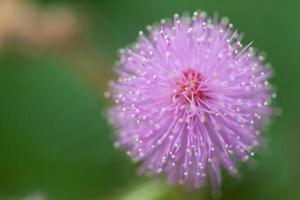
<box><xmin>0</xmin><ymin>0</ymin><xmax>299</xmax><ymax>199</ymax></box>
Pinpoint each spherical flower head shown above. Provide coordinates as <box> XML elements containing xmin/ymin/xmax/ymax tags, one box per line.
<box><xmin>107</xmin><ymin>11</ymin><xmax>274</xmax><ymax>191</ymax></box>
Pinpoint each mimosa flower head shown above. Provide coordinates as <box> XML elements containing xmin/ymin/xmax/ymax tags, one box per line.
<box><xmin>107</xmin><ymin>11</ymin><xmax>274</xmax><ymax>191</ymax></box>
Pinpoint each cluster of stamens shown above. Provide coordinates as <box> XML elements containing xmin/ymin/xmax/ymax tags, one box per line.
<box><xmin>174</xmin><ymin>68</ymin><xmax>207</xmax><ymax>102</ymax></box>
<box><xmin>107</xmin><ymin>11</ymin><xmax>275</xmax><ymax>190</ymax></box>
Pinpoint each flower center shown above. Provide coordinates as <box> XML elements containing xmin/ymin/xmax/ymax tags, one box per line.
<box><xmin>174</xmin><ymin>68</ymin><xmax>206</xmax><ymax>101</ymax></box>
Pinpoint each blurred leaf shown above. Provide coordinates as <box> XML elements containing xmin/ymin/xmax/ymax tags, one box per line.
<box><xmin>0</xmin><ymin>50</ymin><xmax>134</xmax><ymax>200</ymax></box>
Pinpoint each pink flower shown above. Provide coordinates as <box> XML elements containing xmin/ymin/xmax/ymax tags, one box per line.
<box><xmin>107</xmin><ymin>11</ymin><xmax>274</xmax><ymax>190</ymax></box>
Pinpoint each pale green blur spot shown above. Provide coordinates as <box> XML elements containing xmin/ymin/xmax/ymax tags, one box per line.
<box><xmin>118</xmin><ymin>180</ymin><xmax>168</xmax><ymax>200</ymax></box>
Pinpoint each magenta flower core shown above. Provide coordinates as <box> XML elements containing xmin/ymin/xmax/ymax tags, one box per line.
<box><xmin>107</xmin><ymin>11</ymin><xmax>274</xmax><ymax>190</ymax></box>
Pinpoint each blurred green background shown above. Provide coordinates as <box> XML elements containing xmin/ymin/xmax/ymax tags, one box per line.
<box><xmin>0</xmin><ymin>0</ymin><xmax>299</xmax><ymax>199</ymax></box>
